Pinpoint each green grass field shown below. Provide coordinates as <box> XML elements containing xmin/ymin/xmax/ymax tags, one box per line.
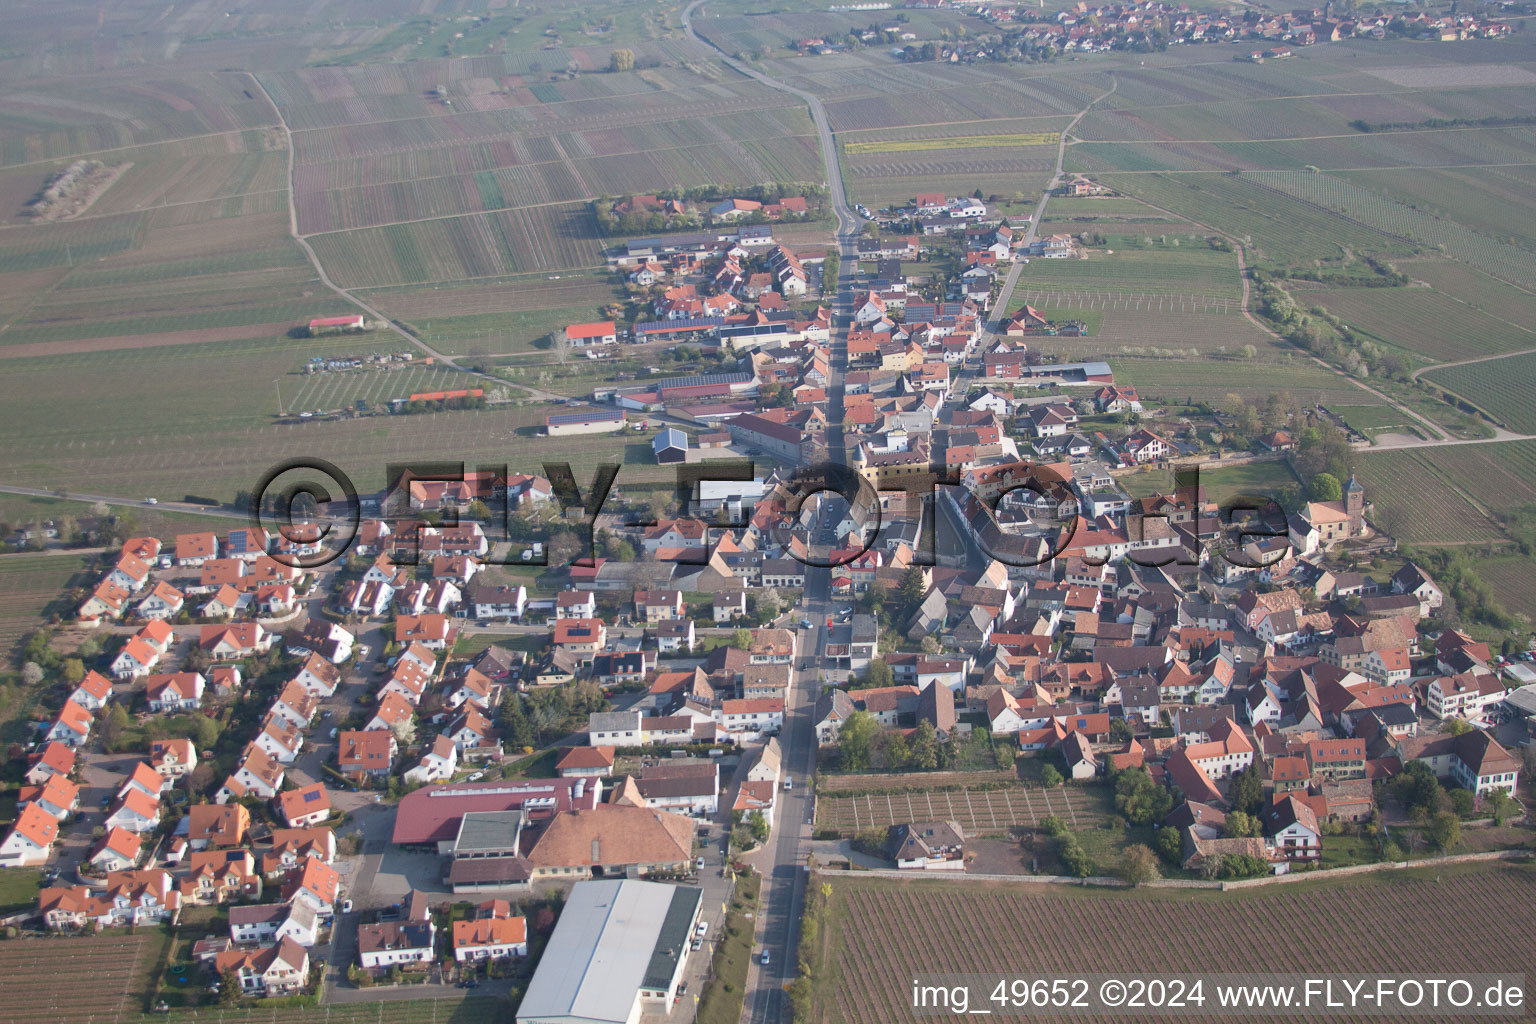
<box><xmin>1097</xmin><ymin>172</ymin><xmax>1415</xmax><ymax>269</ymax></box>
<box><xmin>1108</xmin><ymin>355</ymin><xmax>1368</xmax><ymax>405</ymax></box>
<box><xmin>1329</xmin><ymin>403</ymin><xmax>1426</xmax><ymax>441</ymax></box>
<box><xmin>1020</xmin><ymin>236</ymin><xmax>1243</xmax><ymax>299</ymax></box>
<box><xmin>0</xmin><ymin>552</ymin><xmax>97</xmax><ymax>661</ymax></box>
<box><xmin>1119</xmin><ymin>460</ymin><xmax>1299</xmax><ymax>509</ymax></box>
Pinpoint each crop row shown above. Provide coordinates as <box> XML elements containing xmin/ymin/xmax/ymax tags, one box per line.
<box><xmin>1247</xmin><ymin>170</ymin><xmax>1536</xmax><ymax>291</ymax></box>
<box><xmin>1423</xmin><ymin>354</ymin><xmax>1536</xmax><ymax>434</ymax></box>
<box><xmin>846</xmin><ymin>132</ymin><xmax>1058</xmax><ymax>154</ymax></box>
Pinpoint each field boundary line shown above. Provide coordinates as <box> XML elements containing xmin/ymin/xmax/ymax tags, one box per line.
<box><xmin>245</xmin><ymin>72</ymin><xmax>562</xmax><ymax>403</ymax></box>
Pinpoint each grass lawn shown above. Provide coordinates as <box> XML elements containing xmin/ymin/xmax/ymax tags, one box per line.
<box><xmin>503</xmin><ymin>748</ymin><xmax>558</xmax><ymax>779</ymax></box>
<box><xmin>0</xmin><ymin>866</ymin><xmax>41</xmax><ymax>913</ymax></box>
<box><xmin>1319</xmin><ymin>833</ymin><xmax>1381</xmax><ymax>869</ymax></box>
<box><xmin>697</xmin><ymin>871</ymin><xmax>762</xmax><ymax>1024</ymax></box>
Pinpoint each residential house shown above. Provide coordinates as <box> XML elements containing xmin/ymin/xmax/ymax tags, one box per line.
<box><xmin>215</xmin><ymin>937</ymin><xmax>310</xmax><ymax>996</ymax></box>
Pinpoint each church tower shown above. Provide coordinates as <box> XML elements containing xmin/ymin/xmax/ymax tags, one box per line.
<box><xmin>1344</xmin><ymin>473</ymin><xmax>1364</xmax><ymax>535</ymax></box>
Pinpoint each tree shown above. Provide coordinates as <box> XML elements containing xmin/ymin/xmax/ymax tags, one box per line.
<box><xmin>501</xmin><ymin>694</ymin><xmax>534</xmax><ymax>750</ymax></box>
<box><xmin>1222</xmin><ymin>811</ymin><xmax>1260</xmax><ymax>838</ymax></box>
<box><xmin>1221</xmin><ymin>853</ymin><xmax>1270</xmax><ymax>879</ymax></box>
<box><xmin>1113</xmin><ymin>767</ymin><xmax>1172</xmax><ymax>825</ymax></box>
<box><xmin>1117</xmin><ymin>844</ymin><xmax>1159</xmax><ymax>887</ymax></box>
<box><xmin>1056</xmin><ymin>836</ymin><xmax>1093</xmax><ymax>878</ymax></box>
<box><xmin>1483</xmin><ymin>789</ymin><xmax>1516</xmax><ymax>826</ymax></box>
<box><xmin>1109</xmin><ymin>718</ymin><xmax>1133</xmax><ymax>743</ymax></box>
<box><xmin>466</xmin><ymin>500</ymin><xmax>490</xmax><ymax>521</ymax></box>
<box><xmin>61</xmin><ymin>658</ymin><xmax>85</xmax><ymax>686</ymax></box>
<box><xmin>19</xmin><ymin>662</ymin><xmax>43</xmax><ymax>686</ymax></box>
<box><xmin>748</xmin><ymin>810</ymin><xmax>770</xmax><ymax>843</ymax></box>
<box><xmin>1152</xmin><ymin>826</ymin><xmax>1184</xmax><ymax>866</ymax></box>
<box><xmin>219</xmin><ymin>970</ymin><xmax>241</xmax><ymax>1005</ymax></box>
<box><xmin>1040</xmin><ymin>764</ymin><xmax>1064</xmax><ymax>788</ymax></box>
<box><xmin>609</xmin><ymin>49</ymin><xmax>635</xmax><ymax>72</ymax></box>
<box><xmin>1039</xmin><ymin>815</ymin><xmax>1068</xmax><ymax>837</ymax></box>
<box><xmin>838</xmin><ymin>711</ymin><xmax>878</xmax><ymax>770</ymax></box>
<box><xmin>1444</xmin><ymin>717</ymin><xmax>1472</xmax><ymax>736</ymax></box>
<box><xmin>389</xmin><ymin>714</ymin><xmax>417</xmax><ymax>744</ymax></box>
<box><xmin>189</xmin><ymin>713</ymin><xmax>220</xmax><ymax>751</ymax></box>
<box><xmin>1308</xmin><ymin>473</ymin><xmax>1342</xmax><ymax>503</ymax></box>
<box><xmin>898</xmin><ymin>566</ymin><xmax>926</xmax><ymax>617</ymax></box>
<box><xmin>908</xmin><ymin>718</ymin><xmax>939</xmax><ymax>771</ymax></box>
<box><xmin>1427</xmin><ymin>810</ymin><xmax>1462</xmax><ymax>852</ymax></box>
<box><xmin>860</xmin><ymin>657</ymin><xmax>893</xmax><ymax>690</ymax></box>
<box><xmin>1229</xmin><ymin>763</ymin><xmax>1264</xmax><ymax>816</ymax></box>
<box><xmin>730</xmin><ymin>628</ymin><xmax>752</xmax><ymax>651</ymax></box>
<box><xmin>1393</xmin><ymin>760</ymin><xmax>1442</xmax><ymax>818</ymax></box>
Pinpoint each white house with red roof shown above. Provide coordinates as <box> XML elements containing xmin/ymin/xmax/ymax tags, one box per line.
<box><xmin>563</xmin><ymin>321</ymin><xmax>617</xmax><ymax>347</ymax></box>
<box><xmin>453</xmin><ymin>902</ymin><xmax>527</xmax><ymax>962</ymax></box>
<box><xmin>151</xmin><ymin>738</ymin><xmax>197</xmax><ymax>778</ymax></box>
<box><xmin>175</xmin><ymin>532</ymin><xmax>220</xmax><ymax>566</ymax></box>
<box><xmin>292</xmin><ymin>654</ymin><xmax>340</xmax><ymax>699</ymax></box>
<box><xmin>26</xmin><ymin>740</ymin><xmax>75</xmax><ymax>785</ymax></box>
<box><xmin>146</xmin><ymin>672</ymin><xmax>205</xmax><ymax>712</ymax></box>
<box><xmin>46</xmin><ymin>699</ymin><xmax>94</xmax><ymax>749</ymax></box>
<box><xmin>1</xmin><ymin>803</ymin><xmax>60</xmax><ymax>866</ymax></box>
<box><xmin>78</xmin><ymin>579</ymin><xmax>131</xmax><ymax>621</ymax></box>
<box><xmin>120</xmin><ymin>761</ymin><xmax>167</xmax><ymax>801</ymax></box>
<box><xmin>111</xmin><ymin>637</ymin><xmax>162</xmax><ymax>679</ymax></box>
<box><xmin>89</xmin><ymin>827</ymin><xmax>143</xmax><ymax>873</ymax></box>
<box><xmin>106</xmin><ymin>552</ymin><xmax>152</xmax><ymax>593</ymax></box>
<box><xmin>201</xmin><ymin>623</ymin><xmax>270</xmax><ymax>660</ymax></box>
<box><xmin>136</xmin><ymin>581</ymin><xmax>186</xmax><ymax>620</ymax></box>
<box><xmin>69</xmin><ymin>670</ymin><xmax>114</xmax><ymax>711</ymax></box>
<box><xmin>404</xmin><ymin>735</ymin><xmax>459</xmax><ymax>786</ymax></box>
<box><xmin>20</xmin><ymin>772</ymin><xmax>80</xmax><ymax>819</ymax></box>
<box><xmin>286</xmin><ymin>858</ymin><xmax>340</xmax><ymax>915</ymax></box>
<box><xmin>1122</xmin><ymin>428</ymin><xmax>1173</xmax><ymax>464</ymax></box>
<box><xmin>219</xmin><ymin>746</ymin><xmax>285</xmax><ymax>803</ymax></box>
<box><xmin>277</xmin><ymin>783</ymin><xmax>333</xmax><ymax>828</ymax></box>
<box><xmin>253</xmin><ymin>714</ymin><xmax>305</xmax><ymax>764</ymax></box>
<box><xmin>105</xmin><ymin>786</ymin><xmax>162</xmax><ymax>834</ymax></box>
<box><xmin>395</xmin><ymin>613</ymin><xmax>455</xmax><ymax>650</ymax></box>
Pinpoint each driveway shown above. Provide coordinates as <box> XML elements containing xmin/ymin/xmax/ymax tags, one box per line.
<box><xmin>52</xmin><ymin>751</ymin><xmax>148</xmax><ymax>878</ymax></box>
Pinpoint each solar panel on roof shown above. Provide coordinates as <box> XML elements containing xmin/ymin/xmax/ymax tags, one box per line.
<box><xmin>547</xmin><ymin>409</ymin><xmax>623</xmax><ymax>426</ymax></box>
<box><xmin>655</xmin><ymin>371</ymin><xmax>751</xmax><ymax>390</ymax></box>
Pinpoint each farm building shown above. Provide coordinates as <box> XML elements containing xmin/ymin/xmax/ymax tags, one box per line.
<box><xmin>564</xmin><ymin>322</ymin><xmax>618</xmax><ymax>348</ymax></box>
<box><xmin>547</xmin><ymin>408</ymin><xmax>625</xmax><ymax>437</ymax></box>
<box><xmin>307</xmin><ymin>315</ymin><xmax>366</xmax><ymax>335</ymax></box>
<box><xmin>652</xmin><ymin>429</ymin><xmax>688</xmax><ymax>464</ymax></box>
<box><xmin>515</xmin><ymin>879</ymin><xmax>702</xmax><ymax>1024</ymax></box>
<box><xmin>725</xmin><ymin>413</ymin><xmax>807</xmax><ymax>462</ymax></box>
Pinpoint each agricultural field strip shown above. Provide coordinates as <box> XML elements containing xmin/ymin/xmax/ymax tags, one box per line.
<box><xmin>275</xmin><ymin>93</ymin><xmax>810</xmax><ymax>152</ymax></box>
<box><xmin>813</xmin><ymin>865</ymin><xmax>1536</xmax><ymax>1024</ymax></box>
<box><xmin>1422</xmin><ymin>378</ymin><xmax>1536</xmax><ymax>434</ymax></box>
<box><xmin>1018</xmin><ymin>289</ymin><xmax>1238</xmax><ymax>313</ymax></box>
<box><xmin>816</xmin><ymin>784</ymin><xmax>1103</xmax><ymax>836</ymax></box>
<box><xmin>844</xmin><ymin>133</ymin><xmax>1059</xmax><ymax>154</ymax></box>
<box><xmin>1245</xmin><ymin>169</ymin><xmax>1536</xmax><ymax>292</ymax></box>
<box><xmin>0</xmin><ymin>125</ymin><xmax>279</xmax><ymax>172</ymax></box>
<box><xmin>290</xmin><ymin>130</ymin><xmax>819</xmax><ymax>193</ymax></box>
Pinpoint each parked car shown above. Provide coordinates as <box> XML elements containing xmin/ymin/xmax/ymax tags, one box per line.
<box><xmin>760</xmin><ymin>950</ymin><xmax>771</xmax><ymax>965</ymax></box>
<box><xmin>340</xmin><ymin>899</ymin><xmax>353</xmax><ymax>913</ymax></box>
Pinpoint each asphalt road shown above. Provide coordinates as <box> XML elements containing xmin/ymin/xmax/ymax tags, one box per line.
<box><xmin>679</xmin><ymin>11</ymin><xmax>862</xmax><ymax>1017</ymax></box>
